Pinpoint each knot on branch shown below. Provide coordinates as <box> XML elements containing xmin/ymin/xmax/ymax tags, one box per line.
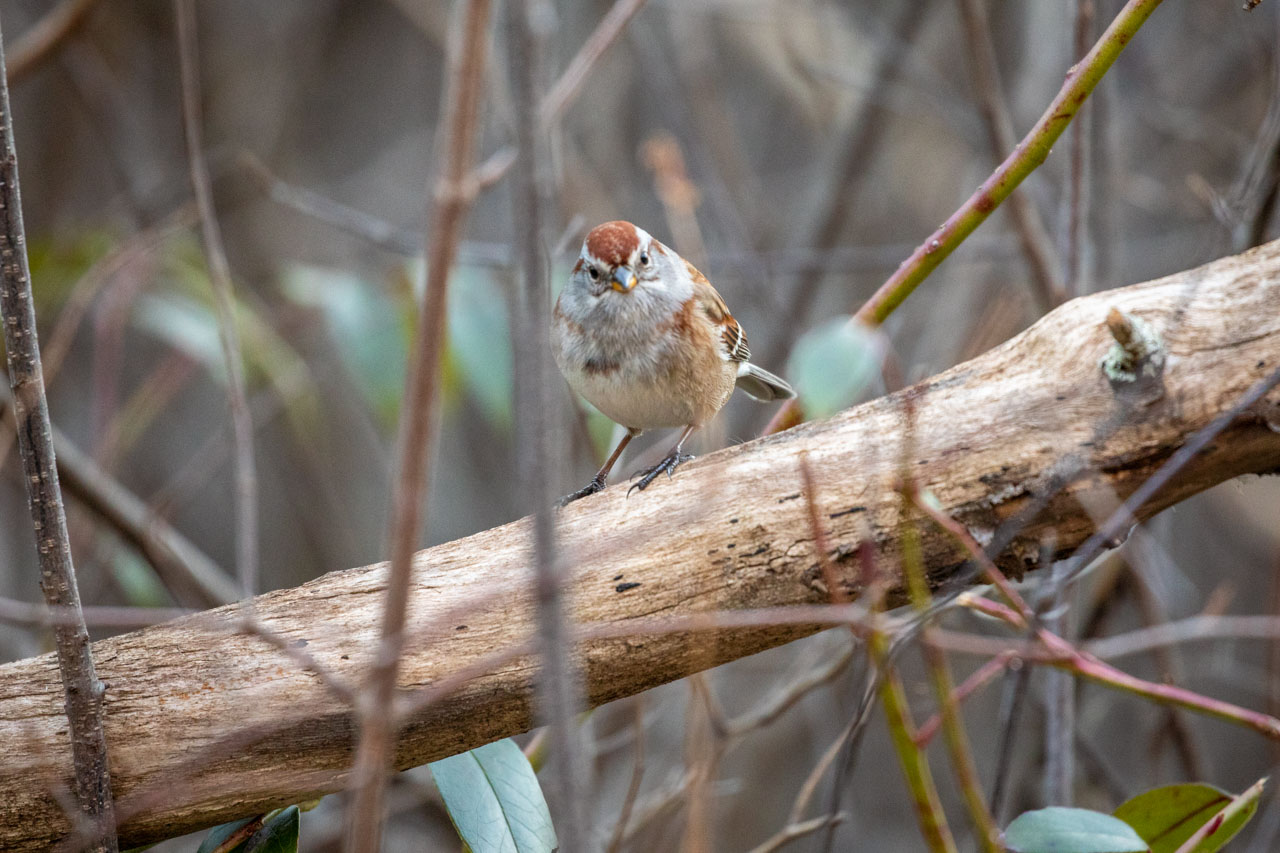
<box><xmin>1100</xmin><ymin>307</ymin><xmax>1165</xmax><ymax>385</ymax></box>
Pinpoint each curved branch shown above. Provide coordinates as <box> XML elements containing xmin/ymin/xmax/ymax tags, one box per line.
<box><xmin>4</xmin><ymin>0</ymin><xmax>100</xmax><ymax>85</ymax></box>
<box><xmin>1</xmin><ymin>241</ymin><xmax>1280</xmax><ymax>849</ymax></box>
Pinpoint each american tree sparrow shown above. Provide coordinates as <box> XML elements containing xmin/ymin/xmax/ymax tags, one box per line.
<box><xmin>552</xmin><ymin>220</ymin><xmax>795</xmax><ymax>505</ymax></box>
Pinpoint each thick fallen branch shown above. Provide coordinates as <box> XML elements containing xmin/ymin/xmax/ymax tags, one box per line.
<box><xmin>2</xmin><ymin>242</ymin><xmax>1280</xmax><ymax>849</ymax></box>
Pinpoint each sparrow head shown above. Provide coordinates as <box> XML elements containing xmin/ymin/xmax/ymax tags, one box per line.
<box><xmin>573</xmin><ymin>220</ymin><xmax>672</xmax><ymax>298</ymax></box>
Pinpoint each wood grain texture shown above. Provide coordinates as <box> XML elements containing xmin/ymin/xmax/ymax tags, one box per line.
<box><xmin>3</xmin><ymin>242</ymin><xmax>1280</xmax><ymax>849</ymax></box>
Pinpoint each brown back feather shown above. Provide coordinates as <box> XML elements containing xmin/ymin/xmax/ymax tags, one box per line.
<box><xmin>685</xmin><ymin>258</ymin><xmax>751</xmax><ymax>363</ymax></box>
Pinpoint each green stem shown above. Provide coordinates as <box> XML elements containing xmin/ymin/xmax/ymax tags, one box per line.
<box><xmin>870</xmin><ymin>628</ymin><xmax>959</xmax><ymax>853</ymax></box>
<box><xmin>855</xmin><ymin>0</ymin><xmax>1165</xmax><ymax>325</ymax></box>
<box><xmin>1057</xmin><ymin>651</ymin><xmax>1280</xmax><ymax>741</ymax></box>
<box><xmin>764</xmin><ymin>0</ymin><xmax>1167</xmax><ymax>437</ymax></box>
<box><xmin>900</xmin><ymin>504</ymin><xmax>1002</xmax><ymax>852</ymax></box>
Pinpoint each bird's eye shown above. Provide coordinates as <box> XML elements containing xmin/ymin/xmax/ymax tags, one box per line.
<box><xmin>638</xmin><ymin>252</ymin><xmax>650</xmax><ymax>267</ymax></box>
<box><xmin>587</xmin><ymin>266</ymin><xmax>600</xmax><ymax>281</ymax></box>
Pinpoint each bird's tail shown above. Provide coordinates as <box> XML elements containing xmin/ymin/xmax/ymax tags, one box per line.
<box><xmin>736</xmin><ymin>362</ymin><xmax>796</xmax><ymax>402</ymax></box>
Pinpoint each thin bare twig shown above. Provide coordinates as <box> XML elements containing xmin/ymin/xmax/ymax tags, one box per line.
<box><xmin>955</xmin><ymin>0</ymin><xmax>1065</xmax><ymax>311</ymax></box>
<box><xmin>915</xmin><ymin>651</ymin><xmax>1017</xmax><ymax>746</ymax></box>
<box><xmin>1065</xmin><ymin>0</ymin><xmax>1095</xmax><ymax>297</ymax></box>
<box><xmin>175</xmin><ymin>0</ymin><xmax>258</xmax><ymax>600</ymax></box>
<box><xmin>1086</xmin><ymin>614</ymin><xmax>1280</xmax><ymax>660</ymax></box>
<box><xmin>606</xmin><ymin>698</ymin><xmax>647</xmax><ymax>853</ymax></box>
<box><xmin>470</xmin><ymin>0</ymin><xmax>651</xmax><ymax>185</ymax></box>
<box><xmin>1232</xmin><ymin>7</ymin><xmax>1280</xmax><ymax>250</ymax></box>
<box><xmin>0</xmin><ymin>596</ymin><xmax>190</xmax><ymax>629</ymax></box>
<box><xmin>990</xmin><ymin>660</ymin><xmax>1031</xmax><ymax>822</ymax></box>
<box><xmin>1041</xmin><ymin>561</ymin><xmax>1076</xmax><ymax>806</ymax></box>
<box><xmin>1126</xmin><ymin>535</ymin><xmax>1208</xmax><ymax>780</ymax></box>
<box><xmin>344</xmin><ymin>2</ymin><xmax>492</xmax><ymax>849</ymax></box>
<box><xmin>914</xmin><ymin>506</ymin><xmax>1280</xmax><ymax>745</ymax></box>
<box><xmin>760</xmin><ymin>4</ymin><xmax>929</xmax><ymax>370</ymax></box>
<box><xmin>511</xmin><ymin>0</ymin><xmax>585</xmax><ymax>845</ymax></box>
<box><xmin>766</xmin><ymin>0</ymin><xmax>1167</xmax><ymax>434</ymax></box>
<box><xmin>856</xmin><ymin>0</ymin><xmax>1162</xmax><ymax>325</ymax></box>
<box><xmin>238</xmin><ymin>152</ymin><xmax>420</xmax><ymax>255</ymax></box>
<box><xmin>0</xmin><ymin>17</ymin><xmax>117</xmax><ymax>850</ymax></box>
<box><xmin>725</xmin><ymin>642</ymin><xmax>856</xmax><ymax>737</ymax></box>
<box><xmin>683</xmin><ymin>675</ymin><xmax>723</xmax><ymax>852</ymax></box>
<box><xmin>642</xmin><ymin>132</ymin><xmax>708</xmax><ymax>270</ymax></box>
<box><xmin>540</xmin><ymin>0</ymin><xmax>648</xmax><ymax>128</ymax></box>
<box><xmin>751</xmin><ymin>686</ymin><xmax>862</xmax><ymax>853</ymax></box>
<box><xmin>877</xmin><ymin>405</ymin><xmax>958</xmax><ymax>853</ymax></box>
<box><xmin>0</xmin><ymin>383</ymin><xmax>241</xmax><ymax>607</ymax></box>
<box><xmin>748</xmin><ymin>815</ymin><xmax>846</xmax><ymax>853</ymax></box>
<box><xmin>5</xmin><ymin>0</ymin><xmax>100</xmax><ymax>84</ymax></box>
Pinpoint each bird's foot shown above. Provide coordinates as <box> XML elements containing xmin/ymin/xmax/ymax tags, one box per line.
<box><xmin>557</xmin><ymin>476</ymin><xmax>607</xmax><ymax>507</ymax></box>
<box><xmin>628</xmin><ymin>451</ymin><xmax>695</xmax><ymax>496</ymax></box>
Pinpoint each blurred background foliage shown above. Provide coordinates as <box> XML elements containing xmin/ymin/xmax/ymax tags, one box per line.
<box><xmin>1</xmin><ymin>0</ymin><xmax>1279</xmax><ymax>849</ymax></box>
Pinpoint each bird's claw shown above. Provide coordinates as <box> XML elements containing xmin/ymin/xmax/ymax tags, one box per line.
<box><xmin>628</xmin><ymin>452</ymin><xmax>694</xmax><ymax>496</ymax></box>
<box><xmin>557</xmin><ymin>476</ymin><xmax>606</xmax><ymax>507</ymax></box>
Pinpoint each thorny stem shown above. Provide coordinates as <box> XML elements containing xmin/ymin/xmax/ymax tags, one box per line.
<box><xmin>344</xmin><ymin>2</ymin><xmax>492</xmax><ymax>851</ymax></box>
<box><xmin>0</xmin><ymin>15</ymin><xmax>118</xmax><ymax>851</ymax></box>
<box><xmin>765</xmin><ymin>0</ymin><xmax>1166</xmax><ymax>435</ymax></box>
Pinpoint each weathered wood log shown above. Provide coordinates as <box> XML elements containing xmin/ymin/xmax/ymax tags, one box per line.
<box><xmin>2</xmin><ymin>242</ymin><xmax>1279</xmax><ymax>849</ymax></box>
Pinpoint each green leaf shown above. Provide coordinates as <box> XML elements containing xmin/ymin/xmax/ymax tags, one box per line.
<box><xmin>197</xmin><ymin>816</ymin><xmax>256</xmax><ymax>853</ymax></box>
<box><xmin>243</xmin><ymin>806</ymin><xmax>299</xmax><ymax>853</ymax></box>
<box><xmin>196</xmin><ymin>807</ymin><xmax>299</xmax><ymax>853</ymax></box>
<box><xmin>281</xmin><ymin>264</ymin><xmax>406</xmax><ymax>424</ymax></box>
<box><xmin>785</xmin><ymin>316</ymin><xmax>881</xmax><ymax>419</ymax></box>
<box><xmin>135</xmin><ymin>293</ymin><xmax>226</xmax><ymax>378</ymax></box>
<box><xmin>110</xmin><ymin>550</ymin><xmax>172</xmax><ymax>608</ymax></box>
<box><xmin>27</xmin><ymin>228</ymin><xmax>116</xmax><ymax>315</ymax></box>
<box><xmin>1004</xmin><ymin>807</ymin><xmax>1149</xmax><ymax>853</ymax></box>
<box><xmin>430</xmin><ymin>739</ymin><xmax>557</xmax><ymax>853</ymax></box>
<box><xmin>1115</xmin><ymin>782</ymin><xmax>1261</xmax><ymax>853</ymax></box>
<box><xmin>448</xmin><ymin>266</ymin><xmax>513</xmax><ymax>429</ymax></box>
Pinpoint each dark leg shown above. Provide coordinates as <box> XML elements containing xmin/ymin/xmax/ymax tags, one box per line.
<box><xmin>557</xmin><ymin>430</ymin><xmax>635</xmax><ymax>506</ymax></box>
<box><xmin>629</xmin><ymin>425</ymin><xmax>697</xmax><ymax>496</ymax></box>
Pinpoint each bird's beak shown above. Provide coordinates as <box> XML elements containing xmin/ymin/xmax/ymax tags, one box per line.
<box><xmin>610</xmin><ymin>266</ymin><xmax>636</xmax><ymax>292</ymax></box>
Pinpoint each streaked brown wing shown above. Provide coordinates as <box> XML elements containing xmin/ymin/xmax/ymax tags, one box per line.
<box><xmin>686</xmin><ymin>259</ymin><xmax>751</xmax><ymax>363</ymax></box>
